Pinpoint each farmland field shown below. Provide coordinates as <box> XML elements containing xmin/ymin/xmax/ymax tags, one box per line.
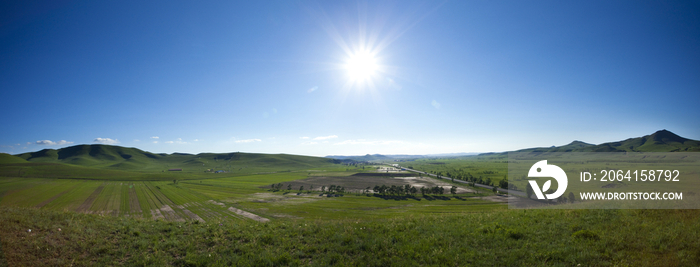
<box><xmin>0</xmin><ymin>165</ymin><xmax>502</xmax><ymax>224</ymax></box>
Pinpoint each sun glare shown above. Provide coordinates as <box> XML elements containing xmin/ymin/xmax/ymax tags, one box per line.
<box><xmin>345</xmin><ymin>50</ymin><xmax>378</xmax><ymax>82</ymax></box>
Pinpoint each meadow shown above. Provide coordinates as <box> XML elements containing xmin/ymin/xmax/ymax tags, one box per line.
<box><xmin>1</xmin><ymin>205</ymin><xmax>698</xmax><ymax>266</ymax></box>
<box><xmin>2</xmin><ymin>146</ymin><xmax>699</xmax><ymax>266</ymax></box>
<box><xmin>0</xmin><ymin>170</ymin><xmax>501</xmax><ymax>224</ymax></box>
<box><xmin>399</xmin><ymin>154</ymin><xmax>509</xmax><ymax>188</ymax></box>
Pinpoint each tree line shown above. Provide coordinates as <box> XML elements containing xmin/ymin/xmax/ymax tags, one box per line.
<box><xmin>372</xmin><ymin>184</ymin><xmax>458</xmax><ymax>196</ymax></box>
<box><xmin>270</xmin><ymin>183</ymin><xmax>346</xmax><ymax>194</ymax></box>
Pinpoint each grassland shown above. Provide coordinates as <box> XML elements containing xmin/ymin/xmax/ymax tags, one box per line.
<box><xmin>1</xmin><ymin>206</ymin><xmax>698</xmax><ymax>266</ymax></box>
<box><xmin>0</xmin><ymin>169</ymin><xmax>500</xmax><ymax>224</ymax></box>
<box><xmin>402</xmin><ymin>154</ymin><xmax>509</xmax><ymax>187</ymax></box>
<box><xmin>2</xmin><ymin>144</ymin><xmax>699</xmax><ymax>265</ymax></box>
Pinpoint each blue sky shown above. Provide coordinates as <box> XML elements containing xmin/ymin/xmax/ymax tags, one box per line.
<box><xmin>1</xmin><ymin>0</ymin><xmax>699</xmax><ymax>156</ymax></box>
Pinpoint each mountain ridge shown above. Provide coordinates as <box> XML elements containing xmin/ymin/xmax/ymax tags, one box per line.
<box><xmin>9</xmin><ymin>130</ymin><xmax>699</xmax><ymax>167</ymax></box>
<box><xmin>512</xmin><ymin>130</ymin><xmax>699</xmax><ymax>153</ymax></box>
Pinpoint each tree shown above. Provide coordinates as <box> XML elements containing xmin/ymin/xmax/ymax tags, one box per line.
<box><xmin>410</xmin><ymin>187</ymin><xmax>417</xmax><ymax>195</ymax></box>
<box><xmin>287</xmin><ymin>184</ymin><xmax>292</xmax><ymax>191</ymax></box>
<box><xmin>450</xmin><ymin>186</ymin><xmax>457</xmax><ymax>195</ymax></box>
<box><xmin>499</xmin><ymin>175</ymin><xmax>509</xmax><ymax>189</ymax></box>
<box><xmin>299</xmin><ymin>186</ymin><xmax>304</xmax><ymax>193</ymax></box>
<box><xmin>321</xmin><ymin>185</ymin><xmax>326</xmax><ymax>193</ymax></box>
<box><xmin>569</xmin><ymin>192</ymin><xmax>575</xmax><ymax>203</ymax></box>
<box><xmin>492</xmin><ymin>186</ymin><xmax>497</xmax><ymax>194</ymax></box>
<box><xmin>526</xmin><ymin>183</ymin><xmax>534</xmax><ymax>199</ymax></box>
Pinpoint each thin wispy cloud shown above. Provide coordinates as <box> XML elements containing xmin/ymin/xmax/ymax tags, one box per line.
<box><xmin>313</xmin><ymin>135</ymin><xmax>338</xmax><ymax>140</ymax></box>
<box><xmin>93</xmin><ymin>138</ymin><xmax>119</xmax><ymax>145</ymax></box>
<box><xmin>431</xmin><ymin>100</ymin><xmax>441</xmax><ymax>109</ymax></box>
<box><xmin>134</xmin><ymin>139</ymin><xmax>140</xmax><ymax>142</ymax></box>
<box><xmin>301</xmin><ymin>141</ymin><xmax>318</xmax><ymax>145</ymax></box>
<box><xmin>35</xmin><ymin>140</ymin><xmax>73</xmax><ymax>146</ymax></box>
<box><xmin>235</xmin><ymin>139</ymin><xmax>262</xmax><ymax>143</ymax></box>
<box><xmin>334</xmin><ymin>139</ymin><xmax>403</xmax><ymax>145</ymax></box>
<box><xmin>307</xmin><ymin>86</ymin><xmax>318</xmax><ymax>93</ymax></box>
<box><xmin>164</xmin><ymin>138</ymin><xmax>187</xmax><ymax>144</ymax></box>
<box><xmin>151</xmin><ymin>136</ymin><xmax>159</xmax><ymax>139</ymax></box>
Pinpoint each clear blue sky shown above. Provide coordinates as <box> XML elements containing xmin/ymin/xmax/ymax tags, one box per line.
<box><xmin>1</xmin><ymin>0</ymin><xmax>699</xmax><ymax>156</ymax></box>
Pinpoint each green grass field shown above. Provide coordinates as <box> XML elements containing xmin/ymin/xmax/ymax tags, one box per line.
<box><xmin>1</xmin><ymin>206</ymin><xmax>698</xmax><ymax>266</ymax></box>
<box><xmin>2</xmin><ymin>146</ymin><xmax>699</xmax><ymax>265</ymax></box>
<box><xmin>402</xmin><ymin>155</ymin><xmax>509</xmax><ymax>187</ymax></box>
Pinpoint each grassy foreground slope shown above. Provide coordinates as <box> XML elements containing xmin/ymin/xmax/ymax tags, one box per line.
<box><xmin>1</xmin><ymin>206</ymin><xmax>698</xmax><ymax>266</ymax></box>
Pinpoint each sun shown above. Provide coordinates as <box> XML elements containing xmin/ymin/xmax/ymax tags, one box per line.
<box><xmin>345</xmin><ymin>50</ymin><xmax>378</xmax><ymax>82</ymax></box>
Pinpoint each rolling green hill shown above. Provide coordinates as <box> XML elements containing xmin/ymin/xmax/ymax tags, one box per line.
<box><xmin>4</xmin><ymin>144</ymin><xmax>343</xmax><ymax>180</ymax></box>
<box><xmin>516</xmin><ymin>140</ymin><xmax>595</xmax><ymax>153</ymax></box>
<box><xmin>590</xmin><ymin>129</ymin><xmax>700</xmax><ymax>152</ymax></box>
<box><xmin>514</xmin><ymin>130</ymin><xmax>700</xmax><ymax>153</ymax></box>
<box><xmin>0</xmin><ymin>153</ymin><xmax>28</xmax><ymax>164</ymax></box>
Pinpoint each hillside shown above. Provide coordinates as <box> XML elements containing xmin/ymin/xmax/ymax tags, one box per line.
<box><xmin>513</xmin><ymin>130</ymin><xmax>700</xmax><ymax>153</ymax></box>
<box><xmin>0</xmin><ymin>153</ymin><xmax>28</xmax><ymax>164</ymax></box>
<box><xmin>3</xmin><ymin>145</ymin><xmax>342</xmax><ymax>180</ymax></box>
<box><xmin>587</xmin><ymin>129</ymin><xmax>700</xmax><ymax>152</ymax></box>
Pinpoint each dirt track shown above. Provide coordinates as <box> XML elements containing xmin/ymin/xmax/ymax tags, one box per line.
<box><xmin>35</xmin><ymin>189</ymin><xmax>71</xmax><ymax>208</ymax></box>
<box><xmin>227</xmin><ymin>207</ymin><xmax>270</xmax><ymax>222</ymax></box>
<box><xmin>76</xmin><ymin>183</ymin><xmax>105</xmax><ymax>213</ymax></box>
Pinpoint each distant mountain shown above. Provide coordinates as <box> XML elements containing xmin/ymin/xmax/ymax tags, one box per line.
<box><xmin>511</xmin><ymin>130</ymin><xmax>700</xmax><ymax>154</ymax></box>
<box><xmin>588</xmin><ymin>129</ymin><xmax>700</xmax><ymax>152</ymax></box>
<box><xmin>326</xmin><ymin>152</ymin><xmax>480</xmax><ymax>161</ymax></box>
<box><xmin>516</xmin><ymin>140</ymin><xmax>595</xmax><ymax>153</ymax></box>
<box><xmin>326</xmin><ymin>154</ymin><xmax>390</xmax><ymax>161</ymax></box>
